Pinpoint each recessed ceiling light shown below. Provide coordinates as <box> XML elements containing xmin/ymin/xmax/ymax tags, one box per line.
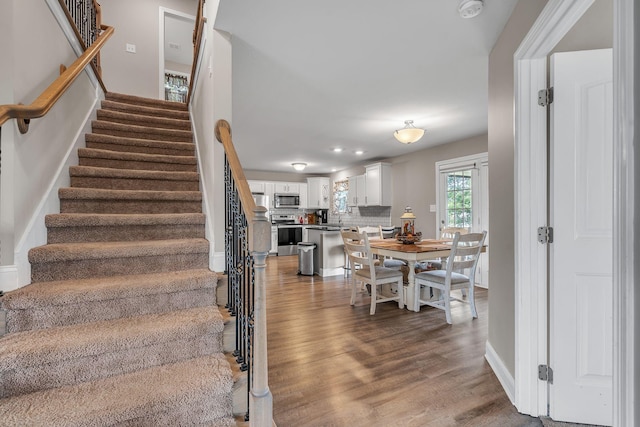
<box><xmin>331</xmin><ymin>168</ymin><xmax>337</xmax><ymax>172</ymax></box>
<box><xmin>332</xmin><ymin>147</ymin><xmax>343</xmax><ymax>153</ymax></box>
<box><xmin>355</xmin><ymin>150</ymin><xmax>364</xmax><ymax>155</ymax></box>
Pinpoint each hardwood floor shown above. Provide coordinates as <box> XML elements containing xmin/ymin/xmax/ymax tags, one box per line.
<box><xmin>264</xmin><ymin>255</ymin><xmax>543</xmax><ymax>427</ymax></box>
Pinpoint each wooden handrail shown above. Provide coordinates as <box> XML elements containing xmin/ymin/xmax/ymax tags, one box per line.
<box><xmin>0</xmin><ymin>24</ymin><xmax>113</xmax><ymax>133</ymax></box>
<box><xmin>215</xmin><ymin>119</ymin><xmax>258</xmax><ymax>217</ymax></box>
<box><xmin>187</xmin><ymin>0</ymin><xmax>206</xmax><ymax>105</ymax></box>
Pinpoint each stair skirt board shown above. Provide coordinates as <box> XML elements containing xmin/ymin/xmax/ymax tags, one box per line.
<box><xmin>0</xmin><ymin>92</ymin><xmax>236</xmax><ymax>424</ymax></box>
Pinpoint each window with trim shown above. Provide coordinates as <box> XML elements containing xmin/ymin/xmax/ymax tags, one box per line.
<box><xmin>333</xmin><ymin>180</ymin><xmax>349</xmax><ymax>214</ymax></box>
<box><xmin>445</xmin><ymin>170</ymin><xmax>473</xmax><ymax>228</ymax></box>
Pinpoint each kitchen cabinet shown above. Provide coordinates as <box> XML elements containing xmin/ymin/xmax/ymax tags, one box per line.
<box><xmin>307</xmin><ymin>177</ymin><xmax>330</xmax><ymax>209</ymax></box>
<box><xmin>299</xmin><ymin>183</ymin><xmax>308</xmax><ymax>209</ymax></box>
<box><xmin>274</xmin><ymin>182</ymin><xmax>300</xmax><ymax>194</ymax></box>
<box><xmin>270</xmin><ymin>225</ymin><xmax>278</xmax><ymax>254</ymax></box>
<box><xmin>302</xmin><ymin>226</ymin><xmax>309</xmax><ymax>242</ymax></box>
<box><xmin>364</xmin><ymin>162</ymin><xmax>392</xmax><ymax>206</ymax></box>
<box><xmin>248</xmin><ymin>180</ymin><xmax>265</xmax><ymax>194</ymax></box>
<box><xmin>347</xmin><ymin>175</ymin><xmax>365</xmax><ymax>207</ymax></box>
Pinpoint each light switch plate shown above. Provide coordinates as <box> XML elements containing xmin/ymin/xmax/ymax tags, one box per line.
<box><xmin>126</xmin><ymin>43</ymin><xmax>136</xmax><ymax>53</ymax></box>
<box><xmin>429</xmin><ymin>204</ymin><xmax>436</xmax><ymax>212</ymax></box>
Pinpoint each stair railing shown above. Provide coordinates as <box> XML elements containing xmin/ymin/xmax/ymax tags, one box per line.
<box><xmin>59</xmin><ymin>0</ymin><xmax>104</xmax><ymax>78</ymax></box>
<box><xmin>215</xmin><ymin>119</ymin><xmax>273</xmax><ymax>425</ymax></box>
<box><xmin>187</xmin><ymin>0</ymin><xmax>206</xmax><ymax>105</ymax></box>
<box><xmin>0</xmin><ymin>24</ymin><xmax>113</xmax><ymax>133</ymax></box>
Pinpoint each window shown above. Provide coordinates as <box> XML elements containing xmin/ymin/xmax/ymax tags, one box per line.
<box><xmin>445</xmin><ymin>170</ymin><xmax>473</xmax><ymax>228</ymax></box>
<box><xmin>333</xmin><ymin>180</ymin><xmax>349</xmax><ymax>214</ymax></box>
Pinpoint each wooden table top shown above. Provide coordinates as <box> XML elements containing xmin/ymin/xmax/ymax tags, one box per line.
<box><xmin>369</xmin><ymin>239</ymin><xmax>452</xmax><ymax>253</ymax></box>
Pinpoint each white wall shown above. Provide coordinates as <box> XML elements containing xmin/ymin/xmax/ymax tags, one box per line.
<box><xmin>1</xmin><ymin>1</ymin><xmax>101</xmax><ymax>290</ymax></box>
<box><xmin>189</xmin><ymin>0</ymin><xmax>231</xmax><ymax>271</ymax></box>
<box><xmin>100</xmin><ymin>0</ymin><xmax>197</xmax><ymax>99</ymax></box>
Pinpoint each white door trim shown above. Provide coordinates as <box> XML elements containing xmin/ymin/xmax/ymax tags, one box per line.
<box><xmin>611</xmin><ymin>1</ymin><xmax>635</xmax><ymax>425</ymax></box>
<box><xmin>514</xmin><ymin>0</ymin><xmax>635</xmax><ymax>424</ymax></box>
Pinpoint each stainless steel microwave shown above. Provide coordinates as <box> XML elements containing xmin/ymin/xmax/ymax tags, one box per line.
<box><xmin>274</xmin><ymin>193</ymin><xmax>300</xmax><ymax>209</ymax></box>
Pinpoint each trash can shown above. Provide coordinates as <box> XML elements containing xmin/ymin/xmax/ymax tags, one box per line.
<box><xmin>297</xmin><ymin>242</ymin><xmax>316</xmax><ymax>276</ymax></box>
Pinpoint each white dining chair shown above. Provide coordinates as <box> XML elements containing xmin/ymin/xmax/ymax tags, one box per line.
<box><xmin>414</xmin><ymin>231</ymin><xmax>486</xmax><ymax>324</ymax></box>
<box><xmin>341</xmin><ymin>230</ymin><xmax>404</xmax><ymax>315</ymax></box>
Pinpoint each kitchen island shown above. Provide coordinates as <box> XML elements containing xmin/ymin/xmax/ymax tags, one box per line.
<box><xmin>306</xmin><ymin>226</ymin><xmax>344</xmax><ymax>277</ymax></box>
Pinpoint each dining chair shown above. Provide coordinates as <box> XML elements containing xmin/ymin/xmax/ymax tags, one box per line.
<box><xmin>341</xmin><ymin>230</ymin><xmax>404</xmax><ymax>315</ymax></box>
<box><xmin>414</xmin><ymin>231</ymin><xmax>486</xmax><ymax>323</ymax></box>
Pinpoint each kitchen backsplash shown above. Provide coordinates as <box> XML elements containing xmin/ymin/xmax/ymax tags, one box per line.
<box><xmin>269</xmin><ymin>206</ymin><xmax>391</xmax><ymax>228</ymax></box>
<box><xmin>329</xmin><ymin>206</ymin><xmax>392</xmax><ymax>228</ymax></box>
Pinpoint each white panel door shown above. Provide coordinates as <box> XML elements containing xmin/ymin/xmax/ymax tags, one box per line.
<box><xmin>549</xmin><ymin>48</ymin><xmax>612</xmax><ymax>426</ymax></box>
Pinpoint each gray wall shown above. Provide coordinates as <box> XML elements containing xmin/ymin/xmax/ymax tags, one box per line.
<box><xmin>387</xmin><ymin>135</ymin><xmax>487</xmax><ymax>237</ymax></box>
<box><xmin>487</xmin><ymin>0</ymin><xmax>548</xmax><ymax>376</ymax></box>
<box><xmin>100</xmin><ymin>0</ymin><xmax>197</xmax><ymax>98</ymax></box>
<box><xmin>635</xmin><ymin>0</ymin><xmax>640</xmax><ymax>419</ymax></box>
<box><xmin>488</xmin><ymin>0</ymin><xmax>613</xmax><ymax>377</ymax></box>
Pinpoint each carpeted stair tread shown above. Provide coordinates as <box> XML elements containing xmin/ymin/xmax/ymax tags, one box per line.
<box><xmin>45</xmin><ymin>212</ymin><xmax>205</xmax><ymax>228</ymax></box>
<box><xmin>59</xmin><ymin>187</ymin><xmax>202</xmax><ymax>202</ymax></box>
<box><xmin>28</xmin><ymin>238</ymin><xmax>209</xmax><ymax>264</ymax></box>
<box><xmin>85</xmin><ymin>133</ymin><xmax>195</xmax><ymax>156</ymax></box>
<box><xmin>101</xmin><ymin>99</ymin><xmax>190</xmax><ymax>120</ymax></box>
<box><xmin>1</xmin><ymin>269</ymin><xmax>216</xmax><ymax>332</ymax></box>
<box><xmin>105</xmin><ymin>91</ymin><xmax>189</xmax><ymax>111</ymax></box>
<box><xmin>0</xmin><ymin>306</ymin><xmax>223</xmax><ymax>372</ymax></box>
<box><xmin>92</xmin><ymin>120</ymin><xmax>193</xmax><ymax>143</ymax></box>
<box><xmin>97</xmin><ymin>109</ymin><xmax>192</xmax><ymax>131</ymax></box>
<box><xmin>1</xmin><ymin>268</ymin><xmax>214</xmax><ymax>310</ymax></box>
<box><xmin>70</xmin><ymin>165</ymin><xmax>199</xmax><ymax>181</ymax></box>
<box><xmin>79</xmin><ymin>146</ymin><xmax>196</xmax><ymax>166</ymax></box>
<box><xmin>0</xmin><ymin>354</ymin><xmax>235</xmax><ymax>426</ymax></box>
<box><xmin>44</xmin><ymin>213</ymin><xmax>206</xmax><ymax>243</ymax></box>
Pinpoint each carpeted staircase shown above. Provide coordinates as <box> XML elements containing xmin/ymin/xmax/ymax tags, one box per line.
<box><xmin>0</xmin><ymin>93</ymin><xmax>236</xmax><ymax>426</ymax></box>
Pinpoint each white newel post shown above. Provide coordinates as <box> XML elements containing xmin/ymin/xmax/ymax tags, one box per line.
<box><xmin>249</xmin><ymin>205</ymin><xmax>273</xmax><ymax>426</ymax></box>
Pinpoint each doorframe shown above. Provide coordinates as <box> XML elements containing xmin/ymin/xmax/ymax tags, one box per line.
<box><xmin>514</xmin><ymin>0</ymin><xmax>635</xmax><ymax>424</ymax></box>
<box><xmin>158</xmin><ymin>7</ymin><xmax>196</xmax><ymax>100</ymax></box>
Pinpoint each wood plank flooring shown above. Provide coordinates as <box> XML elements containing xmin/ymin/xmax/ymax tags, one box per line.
<box><xmin>264</xmin><ymin>255</ymin><xmax>543</xmax><ymax>427</ymax></box>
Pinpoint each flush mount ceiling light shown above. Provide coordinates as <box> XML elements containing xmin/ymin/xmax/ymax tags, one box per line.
<box><xmin>292</xmin><ymin>162</ymin><xmax>307</xmax><ymax>171</ymax></box>
<box><xmin>394</xmin><ymin>120</ymin><xmax>425</xmax><ymax>144</ymax></box>
<box><xmin>332</xmin><ymin>147</ymin><xmax>343</xmax><ymax>153</ymax></box>
<box><xmin>458</xmin><ymin>0</ymin><xmax>484</xmax><ymax>19</ymax></box>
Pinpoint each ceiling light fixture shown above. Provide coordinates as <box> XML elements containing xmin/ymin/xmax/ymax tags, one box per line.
<box><xmin>394</xmin><ymin>120</ymin><xmax>425</xmax><ymax>144</ymax></box>
<box><xmin>355</xmin><ymin>150</ymin><xmax>364</xmax><ymax>155</ymax></box>
<box><xmin>292</xmin><ymin>162</ymin><xmax>307</xmax><ymax>171</ymax></box>
<box><xmin>332</xmin><ymin>147</ymin><xmax>343</xmax><ymax>153</ymax></box>
<box><xmin>458</xmin><ymin>0</ymin><xmax>484</xmax><ymax>19</ymax></box>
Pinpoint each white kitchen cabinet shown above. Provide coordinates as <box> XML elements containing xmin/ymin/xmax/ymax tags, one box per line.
<box><xmin>299</xmin><ymin>183</ymin><xmax>308</xmax><ymax>209</ymax></box>
<box><xmin>302</xmin><ymin>226</ymin><xmax>309</xmax><ymax>242</ymax></box>
<box><xmin>347</xmin><ymin>175</ymin><xmax>365</xmax><ymax>207</ymax></box>
<box><xmin>364</xmin><ymin>162</ymin><xmax>392</xmax><ymax>206</ymax></box>
<box><xmin>307</xmin><ymin>177</ymin><xmax>330</xmax><ymax>209</ymax></box>
<box><xmin>273</xmin><ymin>182</ymin><xmax>299</xmax><ymax>194</ymax></box>
<box><xmin>248</xmin><ymin>180</ymin><xmax>265</xmax><ymax>194</ymax></box>
<box><xmin>270</xmin><ymin>225</ymin><xmax>278</xmax><ymax>254</ymax></box>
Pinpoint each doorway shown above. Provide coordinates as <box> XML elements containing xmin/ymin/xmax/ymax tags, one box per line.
<box><xmin>436</xmin><ymin>153</ymin><xmax>489</xmax><ymax>288</ymax></box>
<box><xmin>158</xmin><ymin>7</ymin><xmax>195</xmax><ymax>101</ymax></box>
<box><xmin>514</xmin><ymin>0</ymin><xmax>635</xmax><ymax>425</ymax></box>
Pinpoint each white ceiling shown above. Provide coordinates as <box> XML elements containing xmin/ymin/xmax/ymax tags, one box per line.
<box><xmin>214</xmin><ymin>0</ymin><xmax>518</xmax><ymax>174</ymax></box>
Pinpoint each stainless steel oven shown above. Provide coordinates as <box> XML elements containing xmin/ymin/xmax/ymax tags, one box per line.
<box><xmin>272</xmin><ymin>214</ymin><xmax>303</xmax><ymax>256</ymax></box>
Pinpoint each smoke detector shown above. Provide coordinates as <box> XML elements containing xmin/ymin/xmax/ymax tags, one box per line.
<box><xmin>458</xmin><ymin>0</ymin><xmax>484</xmax><ymax>19</ymax></box>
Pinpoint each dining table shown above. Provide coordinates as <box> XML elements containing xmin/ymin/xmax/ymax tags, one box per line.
<box><xmin>368</xmin><ymin>238</ymin><xmax>454</xmax><ymax>312</ymax></box>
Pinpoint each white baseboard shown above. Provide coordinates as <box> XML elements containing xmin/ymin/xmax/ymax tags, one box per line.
<box><xmin>0</xmin><ymin>265</ymin><xmax>19</xmax><ymax>292</ymax></box>
<box><xmin>212</xmin><ymin>251</ymin><xmax>226</xmax><ymax>272</ymax></box>
<box><xmin>485</xmin><ymin>340</ymin><xmax>515</xmax><ymax>405</ymax></box>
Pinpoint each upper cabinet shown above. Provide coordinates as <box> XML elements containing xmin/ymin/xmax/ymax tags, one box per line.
<box><xmin>248</xmin><ymin>180</ymin><xmax>265</xmax><ymax>194</ymax></box>
<box><xmin>347</xmin><ymin>163</ymin><xmax>391</xmax><ymax>207</ymax></box>
<box><xmin>307</xmin><ymin>177</ymin><xmax>330</xmax><ymax>209</ymax></box>
<box><xmin>364</xmin><ymin>162</ymin><xmax>392</xmax><ymax>206</ymax></box>
<box><xmin>273</xmin><ymin>182</ymin><xmax>300</xmax><ymax>194</ymax></box>
<box><xmin>299</xmin><ymin>183</ymin><xmax>308</xmax><ymax>209</ymax></box>
<box><xmin>347</xmin><ymin>175</ymin><xmax>366</xmax><ymax>207</ymax></box>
